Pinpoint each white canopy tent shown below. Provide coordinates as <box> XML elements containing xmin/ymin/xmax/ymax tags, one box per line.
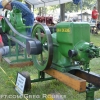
<box><xmin>25</xmin><ymin>0</ymin><xmax>73</xmax><ymax>21</ymax></box>
<box><xmin>25</xmin><ymin>0</ymin><xmax>72</xmax><ymax>8</ymax></box>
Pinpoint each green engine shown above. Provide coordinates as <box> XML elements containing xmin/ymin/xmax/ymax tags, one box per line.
<box><xmin>1</xmin><ymin>7</ymin><xmax>30</xmax><ymax>44</ymax></box>
<box><xmin>28</xmin><ymin>21</ymin><xmax>100</xmax><ymax>72</ymax></box>
<box><xmin>51</xmin><ymin>22</ymin><xmax>99</xmax><ymax>72</ymax></box>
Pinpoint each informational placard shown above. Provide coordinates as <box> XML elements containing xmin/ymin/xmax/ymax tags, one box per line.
<box><xmin>15</xmin><ymin>73</ymin><xmax>26</xmax><ymax>96</ymax></box>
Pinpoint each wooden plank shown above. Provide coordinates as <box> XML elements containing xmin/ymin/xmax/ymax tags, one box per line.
<box><xmin>44</xmin><ymin>68</ymin><xmax>86</xmax><ymax>92</ymax></box>
<box><xmin>74</xmin><ymin>70</ymin><xmax>100</xmax><ymax>87</ymax></box>
<box><xmin>3</xmin><ymin>57</ymin><xmax>11</xmax><ymax>63</ymax></box>
<box><xmin>3</xmin><ymin>57</ymin><xmax>33</xmax><ymax>67</ymax></box>
<box><xmin>10</xmin><ymin>61</ymin><xmax>33</xmax><ymax>68</ymax></box>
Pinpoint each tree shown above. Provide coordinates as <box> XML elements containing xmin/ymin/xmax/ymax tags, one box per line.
<box><xmin>97</xmin><ymin>0</ymin><xmax>100</xmax><ymax>20</ymax></box>
<box><xmin>34</xmin><ymin>0</ymin><xmax>96</xmax><ymax>16</ymax></box>
<box><xmin>65</xmin><ymin>0</ymin><xmax>96</xmax><ymax>12</ymax></box>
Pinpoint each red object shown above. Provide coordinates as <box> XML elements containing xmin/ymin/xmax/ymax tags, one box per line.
<box><xmin>92</xmin><ymin>10</ymin><xmax>99</xmax><ymax>19</ymax></box>
<box><xmin>36</xmin><ymin>16</ymin><xmax>53</xmax><ymax>25</ymax></box>
<box><xmin>0</xmin><ymin>35</ymin><xmax>3</xmax><ymax>43</ymax></box>
<box><xmin>0</xmin><ymin>16</ymin><xmax>3</xmax><ymax>21</ymax></box>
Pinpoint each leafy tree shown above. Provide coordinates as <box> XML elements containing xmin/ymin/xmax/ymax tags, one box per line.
<box><xmin>34</xmin><ymin>0</ymin><xmax>97</xmax><ymax>16</ymax></box>
<box><xmin>47</xmin><ymin>5</ymin><xmax>59</xmax><ymax>13</ymax></box>
<box><xmin>65</xmin><ymin>0</ymin><xmax>96</xmax><ymax>12</ymax></box>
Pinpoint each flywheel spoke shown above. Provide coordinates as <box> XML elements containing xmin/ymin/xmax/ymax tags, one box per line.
<box><xmin>32</xmin><ymin>23</ymin><xmax>53</xmax><ymax>71</ymax></box>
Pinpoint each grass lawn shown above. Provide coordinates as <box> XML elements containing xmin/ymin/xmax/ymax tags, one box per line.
<box><xmin>0</xmin><ymin>33</ymin><xmax>100</xmax><ymax>100</ymax></box>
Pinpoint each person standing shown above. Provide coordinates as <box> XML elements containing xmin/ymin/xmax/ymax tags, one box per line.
<box><xmin>91</xmin><ymin>6</ymin><xmax>99</xmax><ymax>24</ymax></box>
<box><xmin>91</xmin><ymin>6</ymin><xmax>99</xmax><ymax>34</ymax></box>
<box><xmin>1</xmin><ymin>0</ymin><xmax>34</xmax><ymax>38</ymax></box>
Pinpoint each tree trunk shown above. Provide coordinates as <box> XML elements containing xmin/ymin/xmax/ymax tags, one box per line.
<box><xmin>97</xmin><ymin>0</ymin><xmax>100</xmax><ymax>20</ymax></box>
<box><xmin>60</xmin><ymin>4</ymin><xmax>65</xmax><ymax>21</ymax></box>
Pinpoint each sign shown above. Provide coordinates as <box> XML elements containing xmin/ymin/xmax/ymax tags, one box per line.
<box><xmin>57</xmin><ymin>28</ymin><xmax>70</xmax><ymax>33</ymax></box>
<box><xmin>15</xmin><ymin>73</ymin><xmax>26</xmax><ymax>96</ymax></box>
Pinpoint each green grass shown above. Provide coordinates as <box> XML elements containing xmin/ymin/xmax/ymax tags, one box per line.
<box><xmin>0</xmin><ymin>33</ymin><xmax>100</xmax><ymax>100</ymax></box>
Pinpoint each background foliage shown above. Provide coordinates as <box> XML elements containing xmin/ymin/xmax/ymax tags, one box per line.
<box><xmin>34</xmin><ymin>0</ymin><xmax>97</xmax><ymax>16</ymax></box>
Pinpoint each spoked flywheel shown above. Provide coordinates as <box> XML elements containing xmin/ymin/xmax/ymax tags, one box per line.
<box><xmin>32</xmin><ymin>23</ymin><xmax>53</xmax><ymax>71</ymax></box>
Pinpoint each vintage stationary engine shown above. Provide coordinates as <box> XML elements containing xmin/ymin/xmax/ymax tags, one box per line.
<box><xmin>26</xmin><ymin>21</ymin><xmax>100</xmax><ymax>100</ymax></box>
<box><xmin>52</xmin><ymin>22</ymin><xmax>99</xmax><ymax>72</ymax></box>
<box><xmin>27</xmin><ymin>22</ymin><xmax>99</xmax><ymax>72</ymax></box>
<box><xmin>0</xmin><ymin>7</ymin><xmax>34</xmax><ymax>66</ymax></box>
<box><xmin>1</xmin><ymin>7</ymin><xmax>100</xmax><ymax>100</ymax></box>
